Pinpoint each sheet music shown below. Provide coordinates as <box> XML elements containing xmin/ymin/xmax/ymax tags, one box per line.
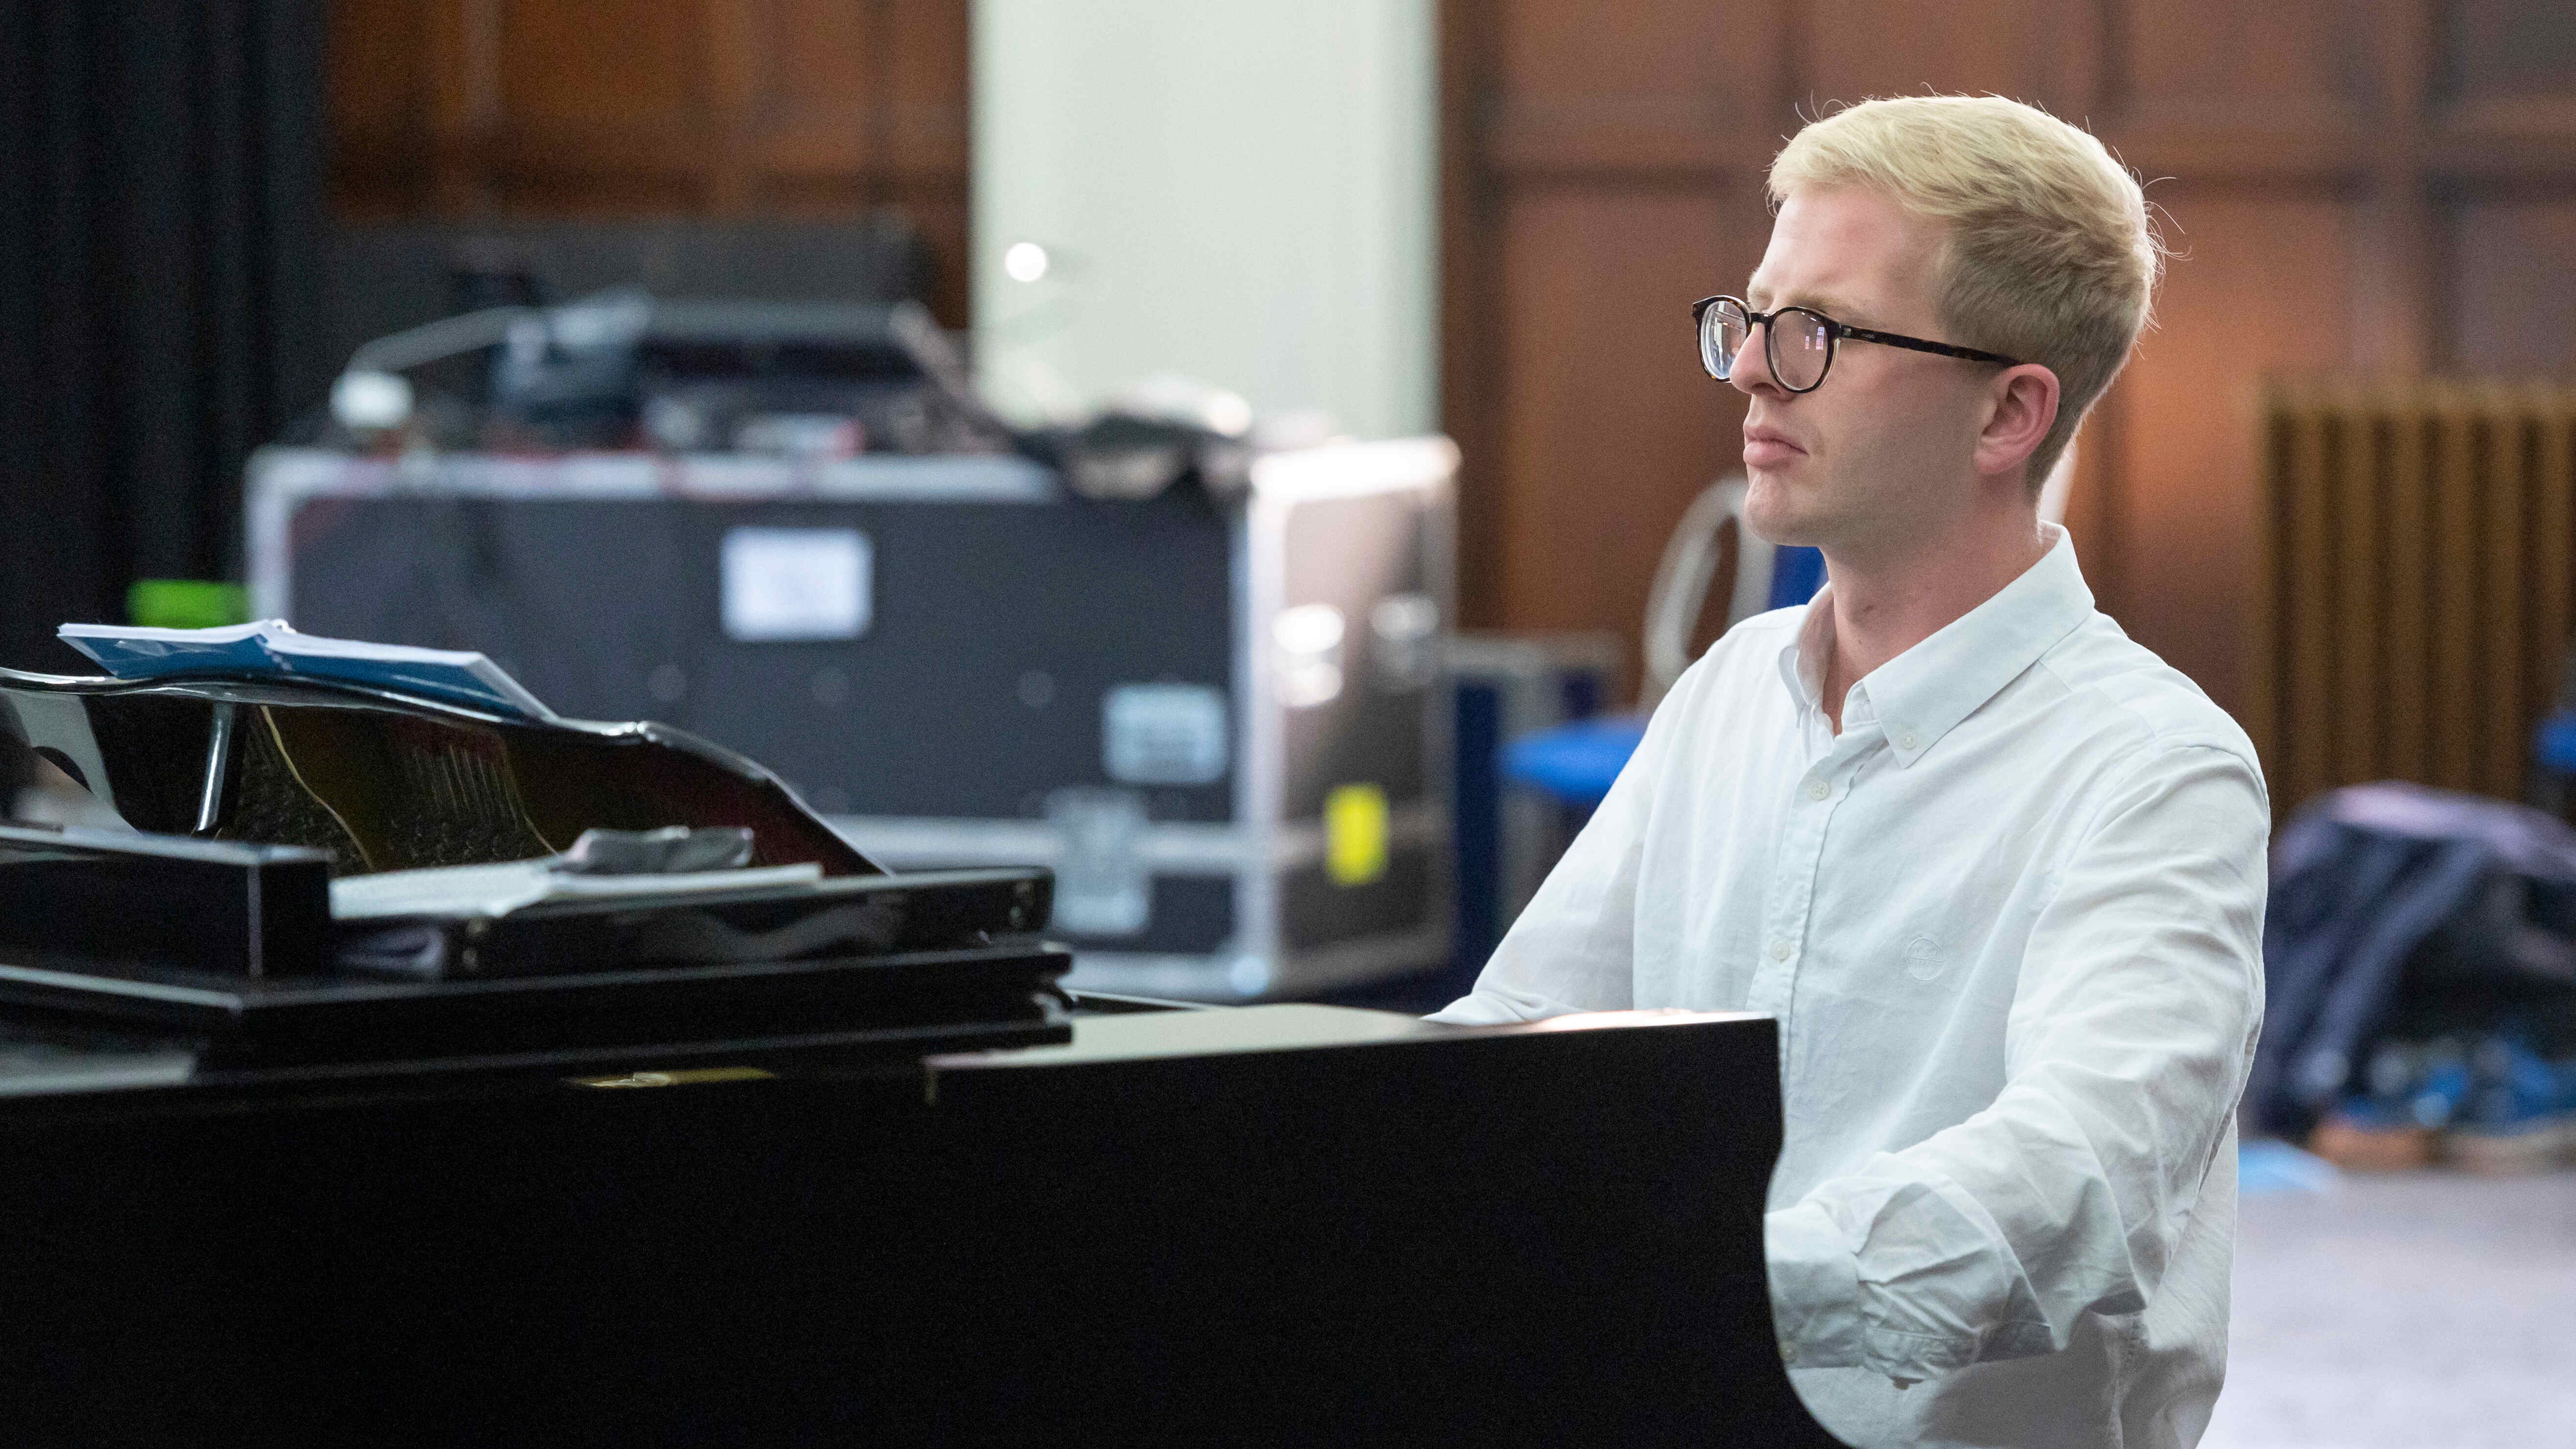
<box><xmin>56</xmin><ymin>620</ymin><xmax>557</xmax><ymax>721</ymax></box>
<box><xmin>330</xmin><ymin>859</ymin><xmax>826</xmax><ymax>922</ymax></box>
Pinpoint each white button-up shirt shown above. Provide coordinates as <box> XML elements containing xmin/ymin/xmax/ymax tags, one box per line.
<box><xmin>1434</xmin><ymin>526</ymin><xmax>2268</xmax><ymax>1449</ymax></box>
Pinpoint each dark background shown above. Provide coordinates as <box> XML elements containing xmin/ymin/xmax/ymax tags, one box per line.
<box><xmin>0</xmin><ymin>0</ymin><xmax>327</xmax><ymax>672</ymax></box>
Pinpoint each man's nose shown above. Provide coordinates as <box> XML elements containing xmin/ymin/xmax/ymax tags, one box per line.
<box><xmin>1726</xmin><ymin>318</ymin><xmax>1782</xmax><ymax>400</ymax></box>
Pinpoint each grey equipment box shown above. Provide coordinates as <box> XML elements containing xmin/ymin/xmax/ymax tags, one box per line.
<box><xmin>248</xmin><ymin>439</ymin><xmax>1455</xmax><ymax>1001</ymax></box>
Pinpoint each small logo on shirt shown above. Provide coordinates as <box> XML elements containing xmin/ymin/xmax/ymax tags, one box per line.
<box><xmin>1903</xmin><ymin>935</ymin><xmax>1945</xmax><ymax>982</ymax></box>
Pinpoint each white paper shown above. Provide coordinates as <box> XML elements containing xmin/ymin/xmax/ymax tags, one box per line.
<box><xmin>331</xmin><ymin>859</ymin><xmax>824</xmax><ymax>922</ymax></box>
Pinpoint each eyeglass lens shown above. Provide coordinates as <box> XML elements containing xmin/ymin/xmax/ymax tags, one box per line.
<box><xmin>1702</xmin><ymin>301</ymin><xmax>1834</xmax><ymax>391</ymax></box>
<box><xmin>1702</xmin><ymin>301</ymin><xmax>1747</xmax><ymax>380</ymax></box>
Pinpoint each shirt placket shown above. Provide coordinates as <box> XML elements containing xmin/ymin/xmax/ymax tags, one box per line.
<box><xmin>1744</xmin><ymin>720</ymin><xmax>1879</xmax><ymax>1051</ymax></box>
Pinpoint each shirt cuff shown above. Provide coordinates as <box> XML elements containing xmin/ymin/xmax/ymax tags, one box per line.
<box><xmin>1422</xmin><ymin>994</ymin><xmax>1525</xmax><ymax>1025</ymax></box>
<box><xmin>1764</xmin><ymin>1200</ymin><xmax>1868</xmax><ymax>1370</ymax></box>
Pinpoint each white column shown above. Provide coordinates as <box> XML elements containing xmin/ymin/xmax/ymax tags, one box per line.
<box><xmin>971</xmin><ymin>0</ymin><xmax>1437</xmax><ymax>442</ymax></box>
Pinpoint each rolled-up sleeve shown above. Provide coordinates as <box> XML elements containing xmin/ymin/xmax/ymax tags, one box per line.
<box><xmin>1765</xmin><ymin>742</ymin><xmax>2268</xmax><ymax>1380</ymax></box>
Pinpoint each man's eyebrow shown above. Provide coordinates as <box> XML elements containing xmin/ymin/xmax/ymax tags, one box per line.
<box><xmin>1742</xmin><ymin>284</ymin><xmax>1866</xmax><ymax>321</ymax></box>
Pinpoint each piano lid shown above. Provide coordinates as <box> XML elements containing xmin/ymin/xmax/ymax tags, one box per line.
<box><xmin>0</xmin><ymin>666</ymin><xmax>878</xmax><ymax>879</ymax></box>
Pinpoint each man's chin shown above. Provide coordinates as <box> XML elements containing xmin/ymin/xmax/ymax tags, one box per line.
<box><xmin>1742</xmin><ymin>478</ymin><xmax>1826</xmax><ymax>549</ymax></box>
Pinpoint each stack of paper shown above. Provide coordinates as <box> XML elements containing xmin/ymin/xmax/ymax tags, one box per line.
<box><xmin>57</xmin><ymin>620</ymin><xmax>556</xmax><ymax>722</ymax></box>
<box><xmin>330</xmin><ymin>859</ymin><xmax>826</xmax><ymax>922</ymax></box>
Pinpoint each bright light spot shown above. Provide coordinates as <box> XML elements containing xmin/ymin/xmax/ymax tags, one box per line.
<box><xmin>1280</xmin><ymin>660</ymin><xmax>1342</xmax><ymax>709</ymax></box>
<box><xmin>1002</xmin><ymin>241</ymin><xmax>1050</xmax><ymax>284</ymax></box>
<box><xmin>330</xmin><ymin>370</ymin><xmax>413</xmax><ymax>431</ymax></box>
<box><xmin>1273</xmin><ymin>603</ymin><xmax>1346</xmax><ymax>655</ymax></box>
<box><xmin>1275</xmin><ymin>605</ymin><xmax>1347</xmax><ymax>706</ymax></box>
<box><xmin>1204</xmin><ymin>390</ymin><xmax>1254</xmax><ymax>437</ymax></box>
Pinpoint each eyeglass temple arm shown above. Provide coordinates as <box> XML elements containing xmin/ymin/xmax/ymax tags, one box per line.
<box><xmin>1837</xmin><ymin>324</ymin><xmax>2019</xmax><ymax>367</ymax></box>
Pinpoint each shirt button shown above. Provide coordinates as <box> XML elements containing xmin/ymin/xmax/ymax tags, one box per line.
<box><xmin>1769</xmin><ymin>939</ymin><xmax>1792</xmax><ymax>962</ymax></box>
<box><xmin>1897</xmin><ymin>731</ymin><xmax>1920</xmax><ymax>751</ymax></box>
<box><xmin>1805</xmin><ymin>778</ymin><xmax>1830</xmax><ymax>801</ymax></box>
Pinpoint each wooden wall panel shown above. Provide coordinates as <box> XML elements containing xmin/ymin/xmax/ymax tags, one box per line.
<box><xmin>484</xmin><ymin>0</ymin><xmax>715</xmax><ymax>215</ymax></box>
<box><xmin>1495</xmin><ymin>0</ymin><xmax>1741</xmax><ymax>106</ymax></box>
<box><xmin>330</xmin><ymin>0</ymin><xmax>973</xmax><ymax>324</ymax></box>
<box><xmin>329</xmin><ymin>0</ymin><xmax>436</xmax><ymax>214</ymax></box>
<box><xmin>1487</xmin><ymin>0</ymin><xmax>1778</xmax><ymax>172</ymax></box>
<box><xmin>881</xmin><ymin>0</ymin><xmax>971</xmax><ymax>178</ymax></box>
<box><xmin>2114</xmin><ymin>0</ymin><xmax>2374</xmax><ymax>134</ymax></box>
<box><xmin>765</xmin><ymin>0</ymin><xmax>876</xmax><ymax>128</ymax></box>
<box><xmin>2436</xmin><ymin>0</ymin><xmax>2576</xmax><ymax>126</ymax></box>
<box><xmin>2449</xmin><ymin>197</ymin><xmax>2576</xmax><ymax>372</ymax></box>
<box><xmin>1801</xmin><ymin>0</ymin><xmax>2100</xmax><ymax>118</ymax></box>
<box><xmin>1495</xmin><ymin>188</ymin><xmax>1755</xmax><ymax>653</ymax></box>
<box><xmin>868</xmin><ymin>0</ymin><xmax>971</xmax><ymax>324</ymax></box>
<box><xmin>331</xmin><ymin>0</ymin><xmax>433</xmax><ymax>141</ymax></box>
<box><xmin>495</xmin><ymin>1</ymin><xmax>706</xmax><ymax>130</ymax></box>
<box><xmin>2111</xmin><ymin>189</ymin><xmax>2358</xmax><ymax>709</ymax></box>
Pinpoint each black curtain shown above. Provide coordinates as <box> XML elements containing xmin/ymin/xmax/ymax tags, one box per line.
<box><xmin>0</xmin><ymin>0</ymin><xmax>325</xmax><ymax>670</ymax></box>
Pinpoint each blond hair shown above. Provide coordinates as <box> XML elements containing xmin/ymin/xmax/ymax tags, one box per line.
<box><xmin>1768</xmin><ymin>95</ymin><xmax>2160</xmax><ymax>486</ymax></box>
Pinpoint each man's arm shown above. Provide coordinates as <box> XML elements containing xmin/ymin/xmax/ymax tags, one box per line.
<box><xmin>1426</xmin><ymin>660</ymin><xmax>1721</xmax><ymax>1024</ymax></box>
<box><xmin>1765</xmin><ymin>742</ymin><xmax>2267</xmax><ymax>1380</ymax></box>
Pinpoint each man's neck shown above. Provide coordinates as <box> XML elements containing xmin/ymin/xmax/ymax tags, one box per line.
<box><xmin>1817</xmin><ymin>507</ymin><xmax>2051</xmax><ymax>733</ymax></box>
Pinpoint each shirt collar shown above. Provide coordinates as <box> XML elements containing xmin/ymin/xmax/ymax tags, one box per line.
<box><xmin>1774</xmin><ymin>524</ymin><xmax>2096</xmax><ymax>766</ymax></box>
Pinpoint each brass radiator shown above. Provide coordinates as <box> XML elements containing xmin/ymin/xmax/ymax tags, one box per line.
<box><xmin>2251</xmin><ymin>382</ymin><xmax>2576</xmax><ymax>816</ymax></box>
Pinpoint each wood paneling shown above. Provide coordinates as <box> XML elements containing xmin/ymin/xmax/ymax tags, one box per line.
<box><xmin>2112</xmin><ymin>189</ymin><xmax>2358</xmax><ymax>710</ymax></box>
<box><xmin>330</xmin><ymin>0</ymin><xmax>972</xmax><ymax>323</ymax></box>
<box><xmin>495</xmin><ymin>2</ymin><xmax>706</xmax><ymax>129</ymax></box>
<box><xmin>1484</xmin><ymin>0</ymin><xmax>1777</xmax><ymax>175</ymax></box>
<box><xmin>2437</xmin><ymin>0</ymin><xmax>2576</xmax><ymax>126</ymax></box>
<box><xmin>766</xmin><ymin>0</ymin><xmax>877</xmax><ymax>124</ymax></box>
<box><xmin>1802</xmin><ymin>0</ymin><xmax>2100</xmax><ymax>118</ymax></box>
<box><xmin>2451</xmin><ymin>197</ymin><xmax>2576</xmax><ymax>373</ymax></box>
<box><xmin>1496</xmin><ymin>187</ymin><xmax>1755</xmax><ymax>640</ymax></box>
<box><xmin>2114</xmin><ymin>0</ymin><xmax>2373</xmax><ymax>133</ymax></box>
<box><xmin>1445</xmin><ymin>0</ymin><xmax>2576</xmax><ymax>799</ymax></box>
<box><xmin>329</xmin><ymin>0</ymin><xmax>436</xmax><ymax>214</ymax></box>
<box><xmin>330</xmin><ymin>0</ymin><xmax>433</xmax><ymax>140</ymax></box>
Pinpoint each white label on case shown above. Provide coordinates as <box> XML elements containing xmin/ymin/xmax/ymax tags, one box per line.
<box><xmin>720</xmin><ymin>527</ymin><xmax>871</xmax><ymax>641</ymax></box>
<box><xmin>1102</xmin><ymin>683</ymin><xmax>1229</xmax><ymax>785</ymax></box>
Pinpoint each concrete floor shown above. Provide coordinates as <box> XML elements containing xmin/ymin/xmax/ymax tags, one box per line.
<box><xmin>2202</xmin><ymin>1169</ymin><xmax>2576</xmax><ymax>1449</ymax></box>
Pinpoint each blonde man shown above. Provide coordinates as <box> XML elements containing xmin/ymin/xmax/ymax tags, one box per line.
<box><xmin>1436</xmin><ymin>96</ymin><xmax>2266</xmax><ymax>1449</ymax></box>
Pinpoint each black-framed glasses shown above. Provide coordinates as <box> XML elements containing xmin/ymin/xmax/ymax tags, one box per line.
<box><xmin>1692</xmin><ymin>295</ymin><xmax>2022</xmax><ymax>394</ymax></box>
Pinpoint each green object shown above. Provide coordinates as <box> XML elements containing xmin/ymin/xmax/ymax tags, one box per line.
<box><xmin>126</xmin><ymin>579</ymin><xmax>251</xmax><ymax>630</ymax></box>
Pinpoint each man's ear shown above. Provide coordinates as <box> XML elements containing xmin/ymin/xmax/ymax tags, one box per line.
<box><xmin>1974</xmin><ymin>363</ymin><xmax>2059</xmax><ymax>482</ymax></box>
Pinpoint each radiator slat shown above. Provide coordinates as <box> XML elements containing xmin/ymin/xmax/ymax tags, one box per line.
<box><xmin>2539</xmin><ymin>396</ymin><xmax>2576</xmax><ymax>731</ymax></box>
<box><xmin>2287</xmin><ymin>402</ymin><xmax>2337</xmax><ymax>809</ymax></box>
<box><xmin>2483</xmin><ymin>387</ymin><xmax>2528</xmax><ymax>797</ymax></box>
<box><xmin>2384</xmin><ymin>400</ymin><xmax>2431</xmax><ymax>784</ymax></box>
<box><xmin>2334</xmin><ymin>387</ymin><xmax>2380</xmax><ymax>791</ymax></box>
<box><xmin>2247</xmin><ymin>404</ymin><xmax>2284</xmax><ymax>776</ymax></box>
<box><xmin>2432</xmin><ymin>388</ymin><xmax>2483</xmax><ymax>793</ymax></box>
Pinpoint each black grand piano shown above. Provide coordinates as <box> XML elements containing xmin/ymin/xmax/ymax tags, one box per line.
<box><xmin>0</xmin><ymin>662</ymin><xmax>1841</xmax><ymax>1446</ymax></box>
